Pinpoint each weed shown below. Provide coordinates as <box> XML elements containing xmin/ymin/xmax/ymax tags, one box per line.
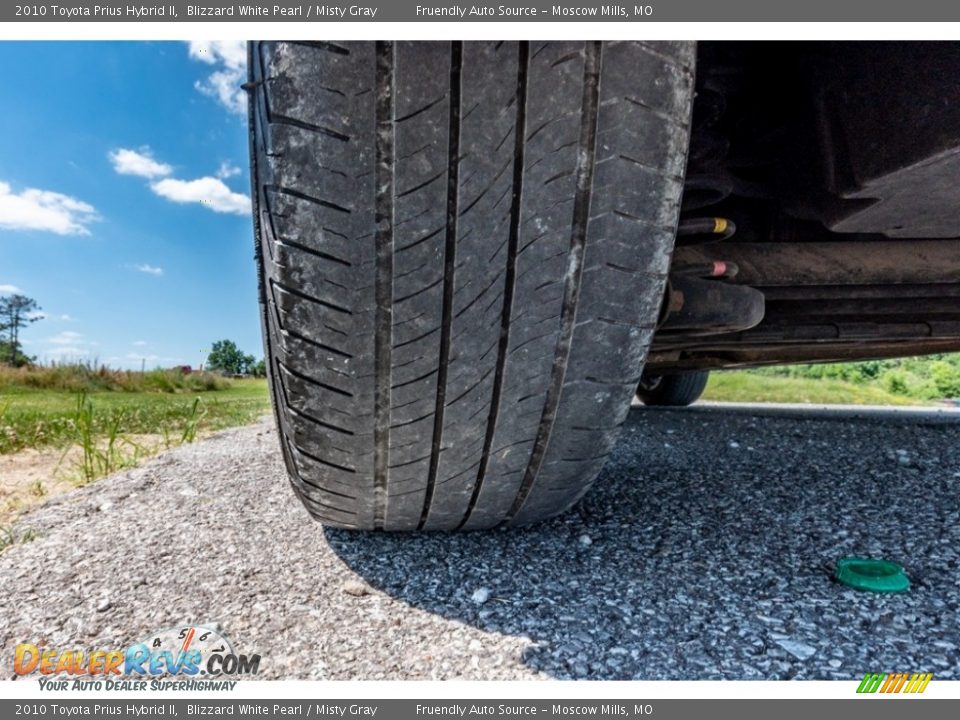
<box><xmin>0</xmin><ymin>525</ymin><xmax>12</xmax><ymax>552</ymax></box>
<box><xmin>74</xmin><ymin>391</ymin><xmax>95</xmax><ymax>482</ymax></box>
<box><xmin>71</xmin><ymin>392</ymin><xmax>146</xmax><ymax>486</ymax></box>
<box><xmin>0</xmin><ymin>525</ymin><xmax>37</xmax><ymax>554</ymax></box>
<box><xmin>180</xmin><ymin>397</ymin><xmax>203</xmax><ymax>444</ymax></box>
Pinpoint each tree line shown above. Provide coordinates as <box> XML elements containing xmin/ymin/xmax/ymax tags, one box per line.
<box><xmin>206</xmin><ymin>339</ymin><xmax>266</xmax><ymax>377</ymax></box>
<box><xmin>0</xmin><ymin>293</ymin><xmax>41</xmax><ymax>367</ymax></box>
<box><xmin>1</xmin><ymin>291</ymin><xmax>265</xmax><ymax>376</ymax></box>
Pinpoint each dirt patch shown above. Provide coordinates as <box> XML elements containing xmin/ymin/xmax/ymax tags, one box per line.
<box><xmin>0</xmin><ymin>434</ymin><xmax>167</xmax><ymax>523</ymax></box>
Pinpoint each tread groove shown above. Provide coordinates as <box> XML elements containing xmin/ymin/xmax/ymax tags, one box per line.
<box><xmin>459</xmin><ymin>41</ymin><xmax>530</xmax><ymax>530</ymax></box>
<box><xmin>393</xmin><ymin>325</ymin><xmax>440</xmax><ymax>349</ymax></box>
<box><xmin>266</xmin><ymin>184</ymin><xmax>352</xmax><ymax>214</ymax></box>
<box><xmin>391</xmin><ymin>367</ymin><xmax>439</xmax><ymax>389</ymax></box>
<box><xmin>274</xmin><ymin>366</ymin><xmax>356</xmax><ymax>436</ymax></box>
<box><xmin>393</xmin><ymin>274</ymin><xmax>444</xmax><ymax>304</ymax></box>
<box><xmin>396</xmin><ymin>94</ymin><xmax>447</xmax><ymax>123</ymax></box>
<box><xmin>289</xmin><ymin>440</ymin><xmax>357</xmax><ymax>474</ymax></box>
<box><xmin>270</xmin><ymin>279</ymin><xmax>353</xmax><ymax>315</ymax></box>
<box><xmin>454</xmin><ymin>270</ymin><xmax>505</xmax><ymax>320</ymax></box>
<box><xmin>280</xmin><ymin>328</ymin><xmax>353</xmax><ymax>359</ymax></box>
<box><xmin>278</xmin><ymin>360</ymin><xmax>354</xmax><ymax>398</ymax></box>
<box><xmin>623</xmin><ymin>95</ymin><xmax>688</xmax><ymax>128</ymax></box>
<box><xmin>373</xmin><ymin>41</ymin><xmax>395</xmax><ymax>530</ymax></box>
<box><xmin>276</xmin><ymin>238</ymin><xmax>353</xmax><ymax>267</ymax></box>
<box><xmin>397</xmin><ymin>168</ymin><xmax>447</xmax><ymax>198</ymax></box>
<box><xmin>419</xmin><ymin>41</ymin><xmax>462</xmax><ymax>530</ymax></box>
<box><xmin>270</xmin><ymin>113</ymin><xmax>351</xmax><ymax>142</ymax></box>
<box><xmin>396</xmin><ymin>225</ymin><xmax>445</xmax><ymax>252</ymax></box>
<box><xmin>506</xmin><ymin>41</ymin><xmax>602</xmax><ymax>525</ymax></box>
<box><xmin>446</xmin><ymin>364</ymin><xmax>496</xmax><ymax>407</ymax></box>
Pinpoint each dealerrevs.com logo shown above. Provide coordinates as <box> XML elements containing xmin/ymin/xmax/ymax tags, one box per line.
<box><xmin>14</xmin><ymin>625</ymin><xmax>260</xmax><ymax>691</ymax></box>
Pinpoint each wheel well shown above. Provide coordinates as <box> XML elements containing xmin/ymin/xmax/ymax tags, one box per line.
<box><xmin>647</xmin><ymin>41</ymin><xmax>960</xmax><ymax>374</ymax></box>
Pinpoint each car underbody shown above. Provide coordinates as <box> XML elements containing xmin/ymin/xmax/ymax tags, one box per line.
<box><xmin>645</xmin><ymin>41</ymin><xmax>960</xmax><ymax>374</ymax></box>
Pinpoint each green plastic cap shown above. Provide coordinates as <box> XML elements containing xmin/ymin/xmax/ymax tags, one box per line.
<box><xmin>835</xmin><ymin>557</ymin><xmax>910</xmax><ymax>593</ymax></box>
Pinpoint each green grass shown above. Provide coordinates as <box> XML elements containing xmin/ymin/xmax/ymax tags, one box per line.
<box><xmin>0</xmin><ymin>369</ymin><xmax>271</xmax><ymax>521</ymax></box>
<box><xmin>0</xmin><ymin>363</ymin><xmax>230</xmax><ymax>393</ymax></box>
<box><xmin>0</xmin><ymin>525</ymin><xmax>37</xmax><ymax>553</ymax></box>
<box><xmin>0</xmin><ymin>378</ymin><xmax>271</xmax><ymax>456</ymax></box>
<box><xmin>702</xmin><ymin>371</ymin><xmax>927</xmax><ymax>406</ymax></box>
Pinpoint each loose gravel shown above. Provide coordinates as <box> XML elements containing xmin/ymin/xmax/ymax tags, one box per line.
<box><xmin>1</xmin><ymin>405</ymin><xmax>958</xmax><ymax>680</ymax></box>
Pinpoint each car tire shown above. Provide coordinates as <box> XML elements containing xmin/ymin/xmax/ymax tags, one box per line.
<box><xmin>636</xmin><ymin>370</ymin><xmax>710</xmax><ymax>407</ymax></box>
<box><xmin>249</xmin><ymin>40</ymin><xmax>695</xmax><ymax>530</ymax></box>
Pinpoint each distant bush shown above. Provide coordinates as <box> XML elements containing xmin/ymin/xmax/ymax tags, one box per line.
<box><xmin>0</xmin><ymin>362</ymin><xmax>230</xmax><ymax>394</ymax></box>
<box><xmin>930</xmin><ymin>360</ymin><xmax>960</xmax><ymax>399</ymax></box>
<box><xmin>883</xmin><ymin>369</ymin><xmax>910</xmax><ymax>396</ymax></box>
<box><xmin>751</xmin><ymin>353</ymin><xmax>960</xmax><ymax>401</ymax></box>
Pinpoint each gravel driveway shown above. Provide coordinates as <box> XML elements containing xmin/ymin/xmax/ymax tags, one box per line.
<box><xmin>2</xmin><ymin>405</ymin><xmax>958</xmax><ymax>680</ymax></box>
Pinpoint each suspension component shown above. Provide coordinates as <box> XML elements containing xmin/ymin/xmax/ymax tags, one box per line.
<box><xmin>673</xmin><ymin>240</ymin><xmax>960</xmax><ymax>287</ymax></box>
<box><xmin>676</xmin><ymin>217</ymin><xmax>737</xmax><ymax>244</ymax></box>
<box><xmin>658</xmin><ymin>275</ymin><xmax>765</xmax><ymax>335</ymax></box>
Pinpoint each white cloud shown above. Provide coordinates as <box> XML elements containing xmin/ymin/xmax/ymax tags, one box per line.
<box><xmin>187</xmin><ymin>41</ymin><xmax>247</xmax><ymax>116</ymax></box>
<box><xmin>133</xmin><ymin>340</ymin><xmax>148</xmax><ymax>347</ymax></box>
<box><xmin>46</xmin><ymin>346</ymin><xmax>90</xmax><ymax>361</ymax></box>
<box><xmin>0</xmin><ymin>181</ymin><xmax>98</xmax><ymax>236</ymax></box>
<box><xmin>59</xmin><ymin>314</ymin><xmax>73</xmax><ymax>321</ymax></box>
<box><xmin>41</xmin><ymin>330</ymin><xmax>98</xmax><ymax>363</ymax></box>
<box><xmin>109</xmin><ymin>142</ymin><xmax>250</xmax><ymax>216</ymax></box>
<box><xmin>43</xmin><ymin>331</ymin><xmax>96</xmax><ymax>361</ymax></box>
<box><xmin>150</xmin><ymin>176</ymin><xmax>250</xmax><ymax>215</ymax></box>
<box><xmin>0</xmin><ymin>284</ymin><xmax>24</xmax><ymax>294</ymax></box>
<box><xmin>108</xmin><ymin>147</ymin><xmax>173</xmax><ymax>179</ymax></box>
<box><xmin>134</xmin><ymin>263</ymin><xmax>164</xmax><ymax>276</ymax></box>
<box><xmin>188</xmin><ymin>40</ymin><xmax>246</xmax><ymax>69</ymax></box>
<box><xmin>48</xmin><ymin>331</ymin><xmax>84</xmax><ymax>345</ymax></box>
<box><xmin>126</xmin><ymin>352</ymin><xmax>183</xmax><ymax>365</ymax></box>
<box><xmin>25</xmin><ymin>310</ymin><xmax>48</xmax><ymax>320</ymax></box>
<box><xmin>216</xmin><ymin>161</ymin><xmax>242</xmax><ymax>179</ymax></box>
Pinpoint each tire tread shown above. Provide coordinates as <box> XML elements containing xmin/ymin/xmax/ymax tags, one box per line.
<box><xmin>250</xmin><ymin>40</ymin><xmax>694</xmax><ymax>530</ymax></box>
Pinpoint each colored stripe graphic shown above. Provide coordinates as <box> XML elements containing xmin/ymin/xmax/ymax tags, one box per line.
<box><xmin>857</xmin><ymin>673</ymin><xmax>886</xmax><ymax>693</ymax></box>
<box><xmin>905</xmin><ymin>673</ymin><xmax>934</xmax><ymax>693</ymax></box>
<box><xmin>857</xmin><ymin>672</ymin><xmax>932</xmax><ymax>693</ymax></box>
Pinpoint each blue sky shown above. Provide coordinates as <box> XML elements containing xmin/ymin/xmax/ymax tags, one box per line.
<box><xmin>0</xmin><ymin>41</ymin><xmax>261</xmax><ymax>369</ymax></box>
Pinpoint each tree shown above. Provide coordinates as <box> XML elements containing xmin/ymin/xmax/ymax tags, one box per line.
<box><xmin>206</xmin><ymin>339</ymin><xmax>255</xmax><ymax>375</ymax></box>
<box><xmin>0</xmin><ymin>293</ymin><xmax>42</xmax><ymax>367</ymax></box>
<box><xmin>250</xmin><ymin>358</ymin><xmax>267</xmax><ymax>378</ymax></box>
